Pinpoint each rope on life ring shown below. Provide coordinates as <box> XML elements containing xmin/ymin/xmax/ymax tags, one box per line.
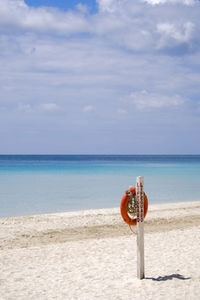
<box><xmin>120</xmin><ymin>186</ymin><xmax>148</xmax><ymax>226</ymax></box>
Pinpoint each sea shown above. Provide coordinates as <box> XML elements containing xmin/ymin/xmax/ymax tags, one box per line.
<box><xmin>0</xmin><ymin>155</ymin><xmax>200</xmax><ymax>217</ymax></box>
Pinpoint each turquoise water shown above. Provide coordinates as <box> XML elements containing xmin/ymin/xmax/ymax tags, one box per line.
<box><xmin>0</xmin><ymin>155</ymin><xmax>200</xmax><ymax>217</ymax></box>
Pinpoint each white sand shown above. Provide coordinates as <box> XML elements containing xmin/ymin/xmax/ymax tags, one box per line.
<box><xmin>0</xmin><ymin>201</ymin><xmax>200</xmax><ymax>299</ymax></box>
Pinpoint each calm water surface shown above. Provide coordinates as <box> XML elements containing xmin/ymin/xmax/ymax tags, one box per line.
<box><xmin>0</xmin><ymin>155</ymin><xmax>200</xmax><ymax>217</ymax></box>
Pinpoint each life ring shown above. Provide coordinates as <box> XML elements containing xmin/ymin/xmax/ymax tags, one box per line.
<box><xmin>120</xmin><ymin>186</ymin><xmax>148</xmax><ymax>226</ymax></box>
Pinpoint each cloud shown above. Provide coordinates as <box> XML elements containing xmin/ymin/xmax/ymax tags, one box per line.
<box><xmin>157</xmin><ymin>22</ymin><xmax>194</xmax><ymax>48</ymax></box>
<box><xmin>38</xmin><ymin>103</ymin><xmax>61</xmax><ymax>112</ymax></box>
<box><xmin>0</xmin><ymin>0</ymin><xmax>200</xmax><ymax>153</ymax></box>
<box><xmin>1</xmin><ymin>0</ymin><xmax>200</xmax><ymax>55</ymax></box>
<box><xmin>83</xmin><ymin>105</ymin><xmax>96</xmax><ymax>113</ymax></box>
<box><xmin>143</xmin><ymin>0</ymin><xmax>195</xmax><ymax>5</ymax></box>
<box><xmin>18</xmin><ymin>103</ymin><xmax>33</xmax><ymax>113</ymax></box>
<box><xmin>76</xmin><ymin>3</ymin><xmax>89</xmax><ymax>14</ymax></box>
<box><xmin>17</xmin><ymin>102</ymin><xmax>61</xmax><ymax>113</ymax></box>
<box><xmin>93</xmin><ymin>0</ymin><xmax>200</xmax><ymax>54</ymax></box>
<box><xmin>96</xmin><ymin>0</ymin><xmax>117</xmax><ymax>13</ymax></box>
<box><xmin>130</xmin><ymin>90</ymin><xmax>184</xmax><ymax>110</ymax></box>
<box><xmin>0</xmin><ymin>0</ymin><xmax>88</xmax><ymax>35</ymax></box>
<box><xmin>117</xmin><ymin>108</ymin><xmax>128</xmax><ymax>115</ymax></box>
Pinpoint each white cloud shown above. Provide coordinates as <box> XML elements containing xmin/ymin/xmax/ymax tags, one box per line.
<box><xmin>157</xmin><ymin>22</ymin><xmax>194</xmax><ymax>47</ymax></box>
<box><xmin>0</xmin><ymin>0</ymin><xmax>199</xmax><ymax>55</ymax></box>
<box><xmin>18</xmin><ymin>103</ymin><xmax>61</xmax><ymax>113</ymax></box>
<box><xmin>0</xmin><ymin>0</ymin><xmax>88</xmax><ymax>35</ymax></box>
<box><xmin>76</xmin><ymin>3</ymin><xmax>89</xmax><ymax>13</ymax></box>
<box><xmin>0</xmin><ymin>0</ymin><xmax>200</xmax><ymax>154</ymax></box>
<box><xmin>117</xmin><ymin>108</ymin><xmax>128</xmax><ymax>115</ymax></box>
<box><xmin>18</xmin><ymin>103</ymin><xmax>33</xmax><ymax>113</ymax></box>
<box><xmin>96</xmin><ymin>0</ymin><xmax>117</xmax><ymax>13</ymax></box>
<box><xmin>83</xmin><ymin>105</ymin><xmax>96</xmax><ymax>113</ymax></box>
<box><xmin>39</xmin><ymin>103</ymin><xmax>61</xmax><ymax>112</ymax></box>
<box><xmin>143</xmin><ymin>0</ymin><xmax>195</xmax><ymax>5</ymax></box>
<box><xmin>130</xmin><ymin>90</ymin><xmax>184</xmax><ymax>110</ymax></box>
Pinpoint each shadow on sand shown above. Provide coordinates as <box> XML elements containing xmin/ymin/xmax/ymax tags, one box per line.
<box><xmin>146</xmin><ymin>273</ymin><xmax>191</xmax><ymax>281</ymax></box>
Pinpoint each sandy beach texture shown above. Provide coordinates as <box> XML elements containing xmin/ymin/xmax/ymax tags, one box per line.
<box><xmin>0</xmin><ymin>201</ymin><xmax>200</xmax><ymax>300</ymax></box>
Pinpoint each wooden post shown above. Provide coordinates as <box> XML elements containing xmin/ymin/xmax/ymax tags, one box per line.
<box><xmin>136</xmin><ymin>176</ymin><xmax>145</xmax><ymax>279</ymax></box>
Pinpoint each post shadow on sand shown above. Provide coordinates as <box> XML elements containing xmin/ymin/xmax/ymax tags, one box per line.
<box><xmin>145</xmin><ymin>273</ymin><xmax>191</xmax><ymax>281</ymax></box>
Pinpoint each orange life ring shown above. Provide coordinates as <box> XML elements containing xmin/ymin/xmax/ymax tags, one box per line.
<box><xmin>120</xmin><ymin>186</ymin><xmax>148</xmax><ymax>226</ymax></box>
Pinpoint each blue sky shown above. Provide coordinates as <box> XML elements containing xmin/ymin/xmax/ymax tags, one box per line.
<box><xmin>25</xmin><ymin>0</ymin><xmax>98</xmax><ymax>12</ymax></box>
<box><xmin>0</xmin><ymin>0</ymin><xmax>200</xmax><ymax>154</ymax></box>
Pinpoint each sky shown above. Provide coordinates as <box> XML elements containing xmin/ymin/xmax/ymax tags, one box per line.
<box><xmin>0</xmin><ymin>0</ymin><xmax>200</xmax><ymax>154</ymax></box>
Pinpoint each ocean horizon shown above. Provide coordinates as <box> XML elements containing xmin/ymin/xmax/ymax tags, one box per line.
<box><xmin>0</xmin><ymin>154</ymin><xmax>200</xmax><ymax>218</ymax></box>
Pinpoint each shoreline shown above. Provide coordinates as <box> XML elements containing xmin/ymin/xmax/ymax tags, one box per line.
<box><xmin>0</xmin><ymin>200</ymin><xmax>200</xmax><ymax>299</ymax></box>
<box><xmin>1</xmin><ymin>198</ymin><xmax>200</xmax><ymax>219</ymax></box>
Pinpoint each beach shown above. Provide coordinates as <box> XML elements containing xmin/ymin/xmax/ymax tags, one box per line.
<box><xmin>0</xmin><ymin>201</ymin><xmax>200</xmax><ymax>299</ymax></box>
